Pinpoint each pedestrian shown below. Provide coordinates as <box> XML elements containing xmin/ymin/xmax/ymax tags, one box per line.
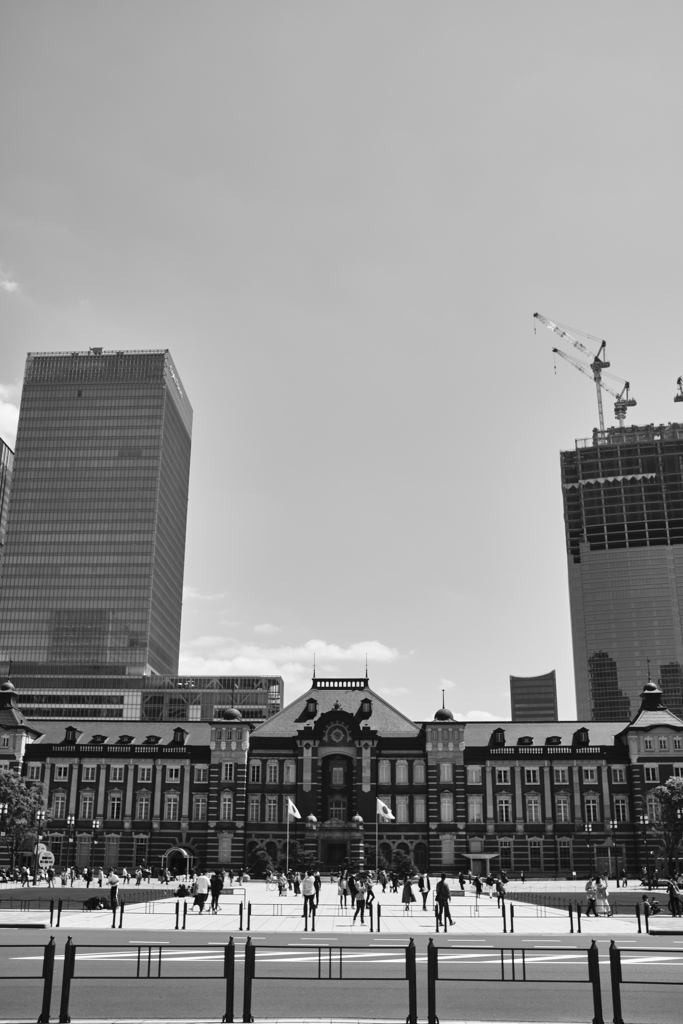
<box><xmin>293</xmin><ymin>870</ymin><xmax>301</xmax><ymax>895</ymax></box>
<box><xmin>338</xmin><ymin>872</ymin><xmax>348</xmax><ymax>908</ymax></box>
<box><xmin>70</xmin><ymin>865</ymin><xmax>77</xmax><ymax>887</ymax></box>
<box><xmin>620</xmin><ymin>867</ymin><xmax>628</xmax><ymax>888</ymax></box>
<box><xmin>418</xmin><ymin>872</ymin><xmax>431</xmax><ymax>910</ymax></box>
<box><xmin>378</xmin><ymin>869</ymin><xmax>388</xmax><ymax>893</ymax></box>
<box><xmin>46</xmin><ymin>866</ymin><xmax>55</xmax><ymax>888</ymax></box>
<box><xmin>301</xmin><ymin>869</ymin><xmax>316</xmax><ymax>919</ymax></box>
<box><xmin>473</xmin><ymin>874</ymin><xmax>483</xmax><ymax>898</ymax></box>
<box><xmin>347</xmin><ymin>872</ymin><xmax>358</xmax><ymax>907</ymax></box>
<box><xmin>313</xmin><ymin>870</ymin><xmax>322</xmax><ymax>906</ymax></box>
<box><xmin>210</xmin><ymin>871</ymin><xmax>223</xmax><ymax>913</ymax></box>
<box><xmin>121</xmin><ymin>867</ymin><xmax>130</xmax><ymax>885</ymax></box>
<box><xmin>495</xmin><ymin>877</ymin><xmax>506</xmax><ymax>905</ymax></box>
<box><xmin>435</xmin><ymin>873</ymin><xmax>453</xmax><ymax>927</ymax></box>
<box><xmin>390</xmin><ymin>871</ymin><xmax>399</xmax><ymax>893</ymax></box>
<box><xmin>501</xmin><ymin>870</ymin><xmax>509</xmax><ymax>885</ymax></box>
<box><xmin>585</xmin><ymin>877</ymin><xmax>598</xmax><ymax>917</ymax></box>
<box><xmin>97</xmin><ymin>867</ymin><xmax>104</xmax><ymax>888</ymax></box>
<box><xmin>228</xmin><ymin>867</ymin><xmax>234</xmax><ymax>884</ymax></box>
<box><xmin>277</xmin><ymin>872</ymin><xmax>287</xmax><ymax>897</ymax></box>
<box><xmin>595</xmin><ymin>876</ymin><xmax>611</xmax><ymax>916</ymax></box>
<box><xmin>353</xmin><ymin>878</ymin><xmax>368</xmax><ymax>925</ymax></box>
<box><xmin>485</xmin><ymin>872</ymin><xmax>495</xmax><ymax>898</ymax></box>
<box><xmin>108</xmin><ymin>868</ymin><xmax>120</xmax><ymax>908</ymax></box>
<box><xmin>458</xmin><ymin>870</ymin><xmax>465</xmax><ymax>891</ymax></box>
<box><xmin>519</xmin><ymin>871</ymin><xmax>526</xmax><ymax>884</ymax></box>
<box><xmin>192</xmin><ymin>870</ymin><xmax>210</xmax><ymax>914</ymax></box>
<box><xmin>666</xmin><ymin>877</ymin><xmax>683</xmax><ymax>916</ymax></box>
<box><xmin>135</xmin><ymin>867</ymin><xmax>142</xmax><ymax>886</ymax></box>
<box><xmin>401</xmin><ymin>876</ymin><xmax>416</xmax><ymax>913</ymax></box>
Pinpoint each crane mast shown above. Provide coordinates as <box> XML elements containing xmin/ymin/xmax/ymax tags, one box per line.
<box><xmin>534</xmin><ymin>312</ymin><xmax>611</xmax><ymax>431</ymax></box>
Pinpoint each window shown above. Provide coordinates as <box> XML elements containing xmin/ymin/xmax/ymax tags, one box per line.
<box><xmin>378</xmin><ymin>760</ymin><xmax>391</xmax><ymax>785</ymax></box>
<box><xmin>526</xmin><ymin>794</ymin><xmax>542</xmax><ymax>823</ymax></box>
<box><xmin>250</xmin><ymin>761</ymin><xmax>261</xmax><ymax>784</ymax></box>
<box><xmin>554</xmin><ymin>768</ymin><xmax>568</xmax><ymax>785</ymax></box>
<box><xmin>555</xmin><ymin>795</ymin><xmax>571</xmax><ymax>822</ymax></box>
<box><xmin>646</xmin><ymin>792</ymin><xmax>660</xmax><ymax>821</ymax></box>
<box><xmin>194</xmin><ymin>765</ymin><xmax>209</xmax><ymax>783</ymax></box>
<box><xmin>468</xmin><ymin>793</ymin><xmax>483</xmax><ymax>823</ymax></box>
<box><xmin>135</xmin><ymin>793</ymin><xmax>150</xmax><ymax>820</ymax></box>
<box><xmin>529</xmin><ymin>839</ymin><xmax>542</xmax><ymax>870</ymax></box>
<box><xmin>644</xmin><ymin>766</ymin><xmax>659</xmax><ymax>783</ymax></box>
<box><xmin>51</xmin><ymin>793</ymin><xmax>67</xmax><ymax>818</ymax></box>
<box><xmin>674</xmin><ymin>737</ymin><xmax>683</xmax><ymax>750</ymax></box>
<box><xmin>54</xmin><ymin>765</ymin><xmax>69</xmax><ymax>781</ymax></box>
<box><xmin>267</xmin><ymin>761</ymin><xmax>278</xmax><ymax>784</ymax></box>
<box><xmin>467</xmin><ymin>766</ymin><xmax>482</xmax><ymax>785</ymax></box>
<box><xmin>192</xmin><ymin>795</ymin><xmax>208</xmax><ymax>821</ymax></box>
<box><xmin>331</xmin><ymin>766</ymin><xmax>345</xmax><ymax>786</ymax></box>
<box><xmin>525</xmin><ymin>768</ymin><xmax>539</xmax><ymax>785</ymax></box>
<box><xmin>644</xmin><ymin>737</ymin><xmax>654</xmax><ymax>750</ymax></box>
<box><xmin>613</xmin><ymin>796</ymin><xmax>629</xmax><ymax>822</ymax></box>
<box><xmin>413</xmin><ymin>760</ymin><xmax>426</xmax><ymax>785</ymax></box>
<box><xmin>413</xmin><ymin>795</ymin><xmax>426</xmax><ymax>822</ymax></box>
<box><xmin>583</xmin><ymin>768</ymin><xmax>597</xmax><ymax>784</ymax></box>
<box><xmin>283</xmin><ymin>760</ymin><xmax>296</xmax><ymax>784</ymax></box>
<box><xmin>612</xmin><ymin>767</ymin><xmax>626</xmax><ymax>784</ymax></box>
<box><xmin>222</xmin><ymin>762</ymin><xmax>235</xmax><ymax>783</ymax></box>
<box><xmin>265</xmin><ymin>795</ymin><xmax>278</xmax><ymax>823</ymax></box>
<box><xmin>499</xmin><ymin>839</ymin><xmax>513</xmax><ymax>869</ymax></box>
<box><xmin>82</xmin><ymin>766</ymin><xmax>97</xmax><ymax>782</ymax></box>
<box><xmin>107</xmin><ymin>793</ymin><xmax>123</xmax><ymax>820</ymax></box>
<box><xmin>79</xmin><ymin>793</ymin><xmax>94</xmax><ymax>819</ymax></box>
<box><xmin>164</xmin><ymin>794</ymin><xmax>179</xmax><ymax>820</ymax></box>
<box><xmin>496</xmin><ymin>768</ymin><xmax>510</xmax><ymax>785</ymax></box>
<box><xmin>166</xmin><ymin>766</ymin><xmax>180</xmax><ymax>783</ymax></box>
<box><xmin>396</xmin><ymin>795</ymin><xmax>409</xmax><ymax>823</ymax></box>
<box><xmin>138</xmin><ymin>766</ymin><xmax>152</xmax><ymax>783</ymax></box>
<box><xmin>558</xmin><ymin>839</ymin><xmax>572</xmax><ymax>871</ymax></box>
<box><xmin>248</xmin><ymin>795</ymin><xmax>260</xmax><ymax>822</ymax></box>
<box><xmin>440</xmin><ymin>762</ymin><xmax>453</xmax><ymax>783</ymax></box>
<box><xmin>440</xmin><ymin>791</ymin><xmax>454</xmax><ymax>822</ymax></box>
<box><xmin>27</xmin><ymin>764</ymin><xmax>41</xmax><ymax>781</ymax></box>
<box><xmin>585</xmin><ymin>796</ymin><xmax>599</xmax><ymax>822</ymax></box>
<box><xmin>328</xmin><ymin>796</ymin><xmax>347</xmax><ymax>820</ymax></box>
<box><xmin>396</xmin><ymin>761</ymin><xmax>409</xmax><ymax>785</ymax></box>
<box><xmin>658</xmin><ymin>737</ymin><xmax>669</xmax><ymax>751</ymax></box>
<box><xmin>105</xmin><ymin>834</ymin><xmax>120</xmax><ymax>865</ymax></box>
<box><xmin>220</xmin><ymin>792</ymin><xmax>233</xmax><ymax>821</ymax></box>
<box><xmin>110</xmin><ymin>765</ymin><xmax>124</xmax><ymax>783</ymax></box>
<box><xmin>0</xmin><ymin>734</ymin><xmax>8</xmax><ymax>748</ymax></box>
<box><xmin>497</xmin><ymin>795</ymin><xmax>512</xmax><ymax>823</ymax></box>
<box><xmin>673</xmin><ymin>766</ymin><xmax>683</xmax><ymax>778</ymax></box>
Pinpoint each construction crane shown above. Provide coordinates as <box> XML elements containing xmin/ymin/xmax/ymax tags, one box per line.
<box><xmin>675</xmin><ymin>377</ymin><xmax>683</xmax><ymax>404</ymax></box>
<box><xmin>552</xmin><ymin>348</ymin><xmax>636</xmax><ymax>425</ymax></box>
<box><xmin>534</xmin><ymin>312</ymin><xmax>636</xmax><ymax>430</ymax></box>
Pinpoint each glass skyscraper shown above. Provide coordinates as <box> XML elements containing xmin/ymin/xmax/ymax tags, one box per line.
<box><xmin>0</xmin><ymin>349</ymin><xmax>192</xmax><ymax>676</ymax></box>
<box><xmin>0</xmin><ymin>437</ymin><xmax>13</xmax><ymax>577</ymax></box>
<box><xmin>562</xmin><ymin>422</ymin><xmax>683</xmax><ymax>721</ymax></box>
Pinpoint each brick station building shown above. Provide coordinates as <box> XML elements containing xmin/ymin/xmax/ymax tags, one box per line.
<box><xmin>1</xmin><ymin>674</ymin><xmax>682</xmax><ymax>879</ymax></box>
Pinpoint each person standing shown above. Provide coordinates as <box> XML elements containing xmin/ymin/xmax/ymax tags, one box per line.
<box><xmin>97</xmin><ymin>867</ymin><xmax>104</xmax><ymax>888</ymax></box>
<box><xmin>418</xmin><ymin>872</ymin><xmax>431</xmax><ymax>910</ymax></box>
<box><xmin>585</xmin><ymin>877</ymin><xmax>598</xmax><ymax>917</ymax></box>
<box><xmin>210</xmin><ymin>871</ymin><xmax>224</xmax><ymax>914</ymax></box>
<box><xmin>458</xmin><ymin>871</ymin><xmax>465</xmax><ymax>891</ymax></box>
<box><xmin>353</xmin><ymin>878</ymin><xmax>367</xmax><ymax>925</ymax></box>
<box><xmin>435</xmin><ymin>873</ymin><xmax>453</xmax><ymax>927</ymax></box>
<box><xmin>620</xmin><ymin>867</ymin><xmax>628</xmax><ymax>888</ymax></box>
<box><xmin>301</xmin><ymin>870</ymin><xmax>316</xmax><ymax>919</ymax></box>
<box><xmin>46</xmin><ymin>866</ymin><xmax>55</xmax><ymax>888</ymax></box>
<box><xmin>473</xmin><ymin>875</ymin><xmax>483</xmax><ymax>898</ymax></box>
<box><xmin>192</xmin><ymin>870</ymin><xmax>210</xmax><ymax>914</ymax></box>
<box><xmin>121</xmin><ymin>867</ymin><xmax>130</xmax><ymax>885</ymax></box>
<box><xmin>313</xmin><ymin>870</ymin><xmax>322</xmax><ymax>907</ymax></box>
<box><xmin>595</xmin><ymin>875</ymin><xmax>611</xmax><ymax>916</ymax></box>
<box><xmin>401</xmin><ymin>876</ymin><xmax>416</xmax><ymax>913</ymax></box>
<box><xmin>108</xmin><ymin>868</ymin><xmax>120</xmax><ymax>908</ymax></box>
<box><xmin>338</xmin><ymin>873</ymin><xmax>348</xmax><ymax>908</ymax></box>
<box><xmin>293</xmin><ymin>870</ymin><xmax>301</xmax><ymax>896</ymax></box>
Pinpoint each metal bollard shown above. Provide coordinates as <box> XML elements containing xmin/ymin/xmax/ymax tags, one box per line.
<box><xmin>427</xmin><ymin>937</ymin><xmax>438</xmax><ymax>1024</ymax></box>
<box><xmin>304</xmin><ymin>900</ymin><xmax>308</xmax><ymax>932</ymax></box>
<box><xmin>183</xmin><ymin>900</ymin><xmax>188</xmax><ymax>930</ymax></box>
<box><xmin>247</xmin><ymin>901</ymin><xmax>251</xmax><ymax>930</ymax></box>
<box><xmin>576</xmin><ymin>901</ymin><xmax>582</xmax><ymax>934</ymax></box>
<box><xmin>49</xmin><ymin>898</ymin><xmax>55</xmax><ymax>927</ymax></box>
<box><xmin>58</xmin><ymin>936</ymin><xmax>76</xmax><ymax>1024</ymax></box>
<box><xmin>223</xmin><ymin>935</ymin><xmax>235</xmax><ymax>1024</ymax></box>
<box><xmin>239</xmin><ymin>901</ymin><xmax>243</xmax><ymax>931</ymax></box>
<box><xmin>635</xmin><ymin>903</ymin><xmax>641</xmax><ymax>933</ymax></box>
<box><xmin>609</xmin><ymin>940</ymin><xmax>624</xmax><ymax>1024</ymax></box>
<box><xmin>502</xmin><ymin>900</ymin><xmax>507</xmax><ymax>934</ymax></box>
<box><xmin>242</xmin><ymin>936</ymin><xmax>254</xmax><ymax>1023</ymax></box>
<box><xmin>377</xmin><ymin>902</ymin><xmax>381</xmax><ymax>932</ymax></box>
<box><xmin>587</xmin><ymin>940</ymin><xmax>604</xmax><ymax>1024</ymax></box>
<box><xmin>643</xmin><ymin>900</ymin><xmax>650</xmax><ymax>934</ymax></box>
<box><xmin>57</xmin><ymin>898</ymin><xmax>62</xmax><ymax>928</ymax></box>
<box><xmin>406</xmin><ymin>937</ymin><xmax>417</xmax><ymax>1024</ymax></box>
<box><xmin>510</xmin><ymin>902</ymin><xmax>515</xmax><ymax>934</ymax></box>
<box><xmin>311</xmin><ymin>902</ymin><xmax>316</xmax><ymax>933</ymax></box>
<box><xmin>112</xmin><ymin>902</ymin><xmax>117</xmax><ymax>929</ymax></box>
<box><xmin>119</xmin><ymin>900</ymin><xmax>124</xmax><ymax>928</ymax></box>
<box><xmin>568</xmin><ymin>901</ymin><xmax>574</xmax><ymax>934</ymax></box>
<box><xmin>369</xmin><ymin>902</ymin><xmax>373</xmax><ymax>933</ymax></box>
<box><xmin>175</xmin><ymin>899</ymin><xmax>180</xmax><ymax>930</ymax></box>
<box><xmin>38</xmin><ymin>936</ymin><xmax>56</xmax><ymax>1024</ymax></box>
<box><xmin>434</xmin><ymin>904</ymin><xmax>440</xmax><ymax>933</ymax></box>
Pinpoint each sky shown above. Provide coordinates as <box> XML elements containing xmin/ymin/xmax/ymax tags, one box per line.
<box><xmin>2</xmin><ymin>1</ymin><xmax>683</xmax><ymax>722</ymax></box>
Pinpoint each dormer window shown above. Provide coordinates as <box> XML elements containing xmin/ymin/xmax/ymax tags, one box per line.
<box><xmin>145</xmin><ymin>735</ymin><xmax>161</xmax><ymax>745</ymax></box>
<box><xmin>306</xmin><ymin>698</ymin><xmax>317</xmax><ymax>716</ymax></box>
<box><xmin>91</xmin><ymin>734</ymin><xmax>107</xmax><ymax>744</ymax></box>
<box><xmin>490</xmin><ymin>729</ymin><xmax>506</xmax><ymax>747</ymax></box>
<box><xmin>118</xmin><ymin>735</ymin><xmax>134</xmax><ymax>745</ymax></box>
<box><xmin>518</xmin><ymin>736</ymin><xmax>533</xmax><ymax>746</ymax></box>
<box><xmin>360</xmin><ymin>698</ymin><xmax>372</xmax><ymax>716</ymax></box>
<box><xmin>172</xmin><ymin>728</ymin><xmax>187</xmax><ymax>746</ymax></box>
<box><xmin>573</xmin><ymin>728</ymin><xmax>589</xmax><ymax>747</ymax></box>
<box><xmin>546</xmin><ymin>735</ymin><xmax>562</xmax><ymax>746</ymax></box>
<box><xmin>64</xmin><ymin>726</ymin><xmax>77</xmax><ymax>744</ymax></box>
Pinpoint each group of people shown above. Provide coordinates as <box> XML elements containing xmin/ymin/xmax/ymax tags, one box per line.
<box><xmin>584</xmin><ymin>876</ymin><xmax>612</xmax><ymax>916</ymax></box>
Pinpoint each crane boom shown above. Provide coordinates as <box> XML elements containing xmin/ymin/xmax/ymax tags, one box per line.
<box><xmin>552</xmin><ymin>348</ymin><xmax>636</xmax><ymax>425</ymax></box>
<box><xmin>534</xmin><ymin>312</ymin><xmax>611</xmax><ymax>430</ymax></box>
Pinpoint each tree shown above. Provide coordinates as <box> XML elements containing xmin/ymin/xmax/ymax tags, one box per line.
<box><xmin>651</xmin><ymin>776</ymin><xmax>683</xmax><ymax>877</ymax></box>
<box><xmin>0</xmin><ymin>768</ymin><xmax>45</xmax><ymax>871</ymax></box>
<box><xmin>248</xmin><ymin>848</ymin><xmax>274</xmax><ymax>878</ymax></box>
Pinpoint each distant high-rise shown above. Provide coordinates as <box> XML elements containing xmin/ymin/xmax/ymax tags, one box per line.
<box><xmin>0</xmin><ymin>349</ymin><xmax>192</xmax><ymax>676</ymax></box>
<box><xmin>0</xmin><ymin>437</ymin><xmax>13</xmax><ymax>576</ymax></box>
<box><xmin>562</xmin><ymin>422</ymin><xmax>683</xmax><ymax>721</ymax></box>
<box><xmin>509</xmin><ymin>670</ymin><xmax>558</xmax><ymax>721</ymax></box>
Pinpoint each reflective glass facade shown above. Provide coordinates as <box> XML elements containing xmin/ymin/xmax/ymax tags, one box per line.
<box><xmin>0</xmin><ymin>437</ymin><xmax>13</xmax><ymax>578</ymax></box>
<box><xmin>0</xmin><ymin>350</ymin><xmax>192</xmax><ymax>676</ymax></box>
<box><xmin>562</xmin><ymin>423</ymin><xmax>683</xmax><ymax>720</ymax></box>
<box><xmin>510</xmin><ymin>671</ymin><xmax>558</xmax><ymax>721</ymax></box>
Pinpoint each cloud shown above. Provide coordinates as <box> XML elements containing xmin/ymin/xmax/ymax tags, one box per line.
<box><xmin>0</xmin><ymin>268</ymin><xmax>20</xmax><ymax>294</ymax></box>
<box><xmin>453</xmin><ymin>709</ymin><xmax>506</xmax><ymax>722</ymax></box>
<box><xmin>183</xmin><ymin>585</ymin><xmax>228</xmax><ymax>602</ymax></box>
<box><xmin>254</xmin><ymin>623</ymin><xmax>280</xmax><ymax>635</ymax></box>
<box><xmin>0</xmin><ymin>384</ymin><xmax>20</xmax><ymax>448</ymax></box>
<box><xmin>178</xmin><ymin>636</ymin><xmax>404</xmax><ymax>704</ymax></box>
<box><xmin>441</xmin><ymin>678</ymin><xmax>457</xmax><ymax>690</ymax></box>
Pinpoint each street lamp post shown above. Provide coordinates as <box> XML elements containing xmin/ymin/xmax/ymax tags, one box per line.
<box><xmin>32</xmin><ymin>809</ymin><xmax>45</xmax><ymax>886</ymax></box>
<box><xmin>608</xmin><ymin>818</ymin><xmax>619</xmax><ymax>885</ymax></box>
<box><xmin>91</xmin><ymin>818</ymin><xmax>101</xmax><ymax>874</ymax></box>
<box><xmin>584</xmin><ymin>822</ymin><xmax>593</xmax><ymax>876</ymax></box>
<box><xmin>66</xmin><ymin>814</ymin><xmax>75</xmax><ymax>872</ymax></box>
<box><xmin>638</xmin><ymin>813</ymin><xmax>650</xmax><ymax>883</ymax></box>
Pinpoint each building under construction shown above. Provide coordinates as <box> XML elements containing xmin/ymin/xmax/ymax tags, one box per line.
<box><xmin>562</xmin><ymin>422</ymin><xmax>683</xmax><ymax>721</ymax></box>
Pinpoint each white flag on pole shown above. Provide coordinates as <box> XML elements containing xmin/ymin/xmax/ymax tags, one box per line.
<box><xmin>287</xmin><ymin>797</ymin><xmax>301</xmax><ymax>819</ymax></box>
<box><xmin>376</xmin><ymin>798</ymin><xmax>395</xmax><ymax>821</ymax></box>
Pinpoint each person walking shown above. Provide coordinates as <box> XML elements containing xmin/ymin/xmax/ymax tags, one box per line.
<box><xmin>435</xmin><ymin>873</ymin><xmax>453</xmax><ymax>927</ymax></box>
<box><xmin>585</xmin><ymin>877</ymin><xmax>598</xmax><ymax>917</ymax></box>
<box><xmin>301</xmin><ymin>870</ymin><xmax>316</xmax><ymax>919</ymax></box>
<box><xmin>378</xmin><ymin>869</ymin><xmax>388</xmax><ymax>893</ymax></box>
<box><xmin>121</xmin><ymin>867</ymin><xmax>130</xmax><ymax>885</ymax></box>
<box><xmin>666</xmin><ymin>877</ymin><xmax>683</xmax><ymax>916</ymax></box>
<box><xmin>347</xmin><ymin>872</ymin><xmax>358</xmax><ymax>908</ymax></box>
<box><xmin>595</xmin><ymin>875</ymin><xmax>611</xmax><ymax>916</ymax></box>
<box><xmin>192</xmin><ymin>870</ymin><xmax>210</xmax><ymax>914</ymax></box>
<box><xmin>473</xmin><ymin>874</ymin><xmax>483</xmax><ymax>898</ymax></box>
<box><xmin>353</xmin><ymin>878</ymin><xmax>368</xmax><ymax>925</ymax></box>
<box><xmin>402</xmin><ymin>876</ymin><xmax>416</xmax><ymax>913</ymax></box>
<box><xmin>97</xmin><ymin>867</ymin><xmax>104</xmax><ymax>888</ymax></box>
<box><xmin>418</xmin><ymin>872</ymin><xmax>431</xmax><ymax>910</ymax></box>
<box><xmin>210</xmin><ymin>871</ymin><xmax>224</xmax><ymax>913</ymax></box>
<box><xmin>135</xmin><ymin>867</ymin><xmax>142</xmax><ymax>886</ymax></box>
<box><xmin>313</xmin><ymin>870</ymin><xmax>322</xmax><ymax>907</ymax></box>
<box><xmin>108</xmin><ymin>868</ymin><xmax>120</xmax><ymax>908</ymax></box>
<box><xmin>620</xmin><ymin>867</ymin><xmax>628</xmax><ymax>888</ymax></box>
<box><xmin>46</xmin><ymin>866</ymin><xmax>55</xmax><ymax>888</ymax></box>
<box><xmin>338</xmin><ymin>873</ymin><xmax>348</xmax><ymax>908</ymax></box>
<box><xmin>458</xmin><ymin>871</ymin><xmax>465</xmax><ymax>891</ymax></box>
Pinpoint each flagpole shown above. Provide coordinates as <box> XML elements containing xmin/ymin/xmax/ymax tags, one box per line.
<box><xmin>376</xmin><ymin>812</ymin><xmax>379</xmax><ymax>874</ymax></box>
<box><xmin>286</xmin><ymin>811</ymin><xmax>290</xmax><ymax>874</ymax></box>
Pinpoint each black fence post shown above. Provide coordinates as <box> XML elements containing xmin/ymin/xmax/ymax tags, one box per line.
<box><xmin>239</xmin><ymin>901</ymin><xmax>243</xmax><ymax>931</ymax></box>
<box><xmin>111</xmin><ymin>902</ymin><xmax>117</xmax><ymax>929</ymax></box>
<box><xmin>311</xmin><ymin>903</ymin><xmax>316</xmax><ymax>932</ymax></box>
<box><xmin>223</xmin><ymin>935</ymin><xmax>235</xmax><ymax>1024</ymax></box>
<box><xmin>434</xmin><ymin>905</ymin><xmax>440</xmax><ymax>933</ymax></box>
<box><xmin>49</xmin><ymin>898</ymin><xmax>55</xmax><ymax>927</ymax></box>
<box><xmin>57</xmin><ymin>898</ymin><xmax>62</xmax><ymax>928</ymax></box>
<box><xmin>175</xmin><ymin>900</ymin><xmax>180</xmax><ymax>930</ymax></box>
<box><xmin>38</xmin><ymin>936</ymin><xmax>55</xmax><ymax>1024</ymax></box>
<box><xmin>59</xmin><ymin>936</ymin><xmax>76</xmax><ymax>1024</ymax></box>
<box><xmin>510</xmin><ymin>902</ymin><xmax>514</xmax><ymax>934</ymax></box>
<box><xmin>644</xmin><ymin>900</ymin><xmax>650</xmax><ymax>934</ymax></box>
<box><xmin>247</xmin><ymin>901</ymin><xmax>252</xmax><ymax>931</ymax></box>
<box><xmin>369</xmin><ymin>902</ymin><xmax>374</xmax><ymax>933</ymax></box>
<box><xmin>576</xmin><ymin>902</ymin><xmax>582</xmax><ymax>934</ymax></box>
<box><xmin>502</xmin><ymin>900</ymin><xmax>507</xmax><ymax>934</ymax></box>
<box><xmin>242</xmin><ymin>937</ymin><xmax>254</xmax><ymax>1023</ymax></box>
<box><xmin>427</xmin><ymin>937</ymin><xmax>438</xmax><ymax>1024</ymax></box>
<box><xmin>183</xmin><ymin>900</ymin><xmax>188</xmax><ymax>930</ymax></box>
<box><xmin>609</xmin><ymin>941</ymin><xmax>624</xmax><ymax>1024</ymax></box>
<box><xmin>587</xmin><ymin>940</ymin><xmax>604</xmax><ymax>1024</ymax></box>
<box><xmin>568</xmin><ymin>902</ymin><xmax>574</xmax><ymax>934</ymax></box>
<box><xmin>377</xmin><ymin>903</ymin><xmax>381</xmax><ymax>932</ymax></box>
<box><xmin>119</xmin><ymin>901</ymin><xmax>124</xmax><ymax>928</ymax></box>
<box><xmin>406</xmin><ymin>937</ymin><xmax>417</xmax><ymax>1024</ymax></box>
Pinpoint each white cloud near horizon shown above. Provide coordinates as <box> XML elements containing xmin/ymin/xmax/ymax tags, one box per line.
<box><xmin>183</xmin><ymin>585</ymin><xmax>228</xmax><ymax>602</ymax></box>
<box><xmin>254</xmin><ymin>623</ymin><xmax>280</xmax><ymax>635</ymax></box>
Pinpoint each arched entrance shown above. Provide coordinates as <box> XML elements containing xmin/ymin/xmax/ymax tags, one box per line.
<box><xmin>164</xmin><ymin>847</ymin><xmax>193</xmax><ymax>878</ymax></box>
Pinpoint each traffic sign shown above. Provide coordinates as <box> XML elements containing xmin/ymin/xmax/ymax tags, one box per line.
<box><xmin>38</xmin><ymin>850</ymin><xmax>55</xmax><ymax>868</ymax></box>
